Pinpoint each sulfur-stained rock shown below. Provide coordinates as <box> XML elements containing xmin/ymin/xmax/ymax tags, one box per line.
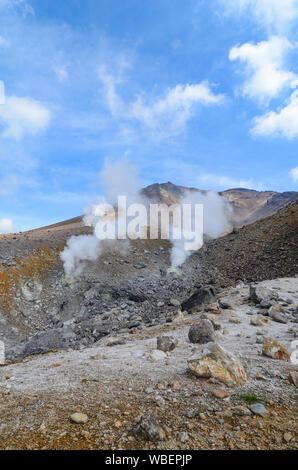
<box><xmin>250</xmin><ymin>316</ymin><xmax>270</xmax><ymax>327</ymax></box>
<box><xmin>188</xmin><ymin>342</ymin><xmax>247</xmax><ymax>386</ymax></box>
<box><xmin>262</xmin><ymin>337</ymin><xmax>290</xmax><ymax>361</ymax></box>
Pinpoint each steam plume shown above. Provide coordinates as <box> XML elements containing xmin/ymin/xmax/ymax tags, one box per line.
<box><xmin>61</xmin><ymin>159</ymin><xmax>232</xmax><ymax>275</ymax></box>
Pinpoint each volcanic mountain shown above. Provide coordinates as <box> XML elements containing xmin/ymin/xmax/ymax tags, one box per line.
<box><xmin>34</xmin><ymin>182</ymin><xmax>297</xmax><ymax>233</ymax></box>
<box><xmin>142</xmin><ymin>182</ymin><xmax>298</xmax><ymax>226</ymax></box>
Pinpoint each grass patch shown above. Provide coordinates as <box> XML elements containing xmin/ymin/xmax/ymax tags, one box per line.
<box><xmin>240</xmin><ymin>393</ymin><xmax>265</xmax><ymax>405</ymax></box>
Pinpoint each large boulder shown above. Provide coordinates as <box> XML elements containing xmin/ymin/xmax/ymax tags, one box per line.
<box><xmin>262</xmin><ymin>337</ymin><xmax>290</xmax><ymax>360</ymax></box>
<box><xmin>188</xmin><ymin>320</ymin><xmax>215</xmax><ymax>344</ymax></box>
<box><xmin>182</xmin><ymin>286</ymin><xmax>216</xmax><ymax>313</ymax></box>
<box><xmin>188</xmin><ymin>342</ymin><xmax>247</xmax><ymax>386</ymax></box>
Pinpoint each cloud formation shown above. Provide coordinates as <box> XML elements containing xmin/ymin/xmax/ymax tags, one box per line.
<box><xmin>99</xmin><ymin>67</ymin><xmax>224</xmax><ymax>138</ymax></box>
<box><xmin>290</xmin><ymin>166</ymin><xmax>298</xmax><ymax>182</ymax></box>
<box><xmin>0</xmin><ymin>96</ymin><xmax>51</xmax><ymax>140</ymax></box>
<box><xmin>219</xmin><ymin>0</ymin><xmax>298</xmax><ymax>33</ymax></box>
<box><xmin>229</xmin><ymin>37</ymin><xmax>298</xmax><ymax>102</ymax></box>
<box><xmin>0</xmin><ymin>0</ymin><xmax>34</xmax><ymax>16</ymax></box>
<box><xmin>200</xmin><ymin>173</ymin><xmax>257</xmax><ymax>190</ymax></box>
<box><xmin>0</xmin><ymin>217</ymin><xmax>14</xmax><ymax>233</ymax></box>
<box><xmin>251</xmin><ymin>91</ymin><xmax>298</xmax><ymax>138</ymax></box>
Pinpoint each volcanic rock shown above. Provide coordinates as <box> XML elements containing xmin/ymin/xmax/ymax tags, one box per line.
<box><xmin>181</xmin><ymin>286</ymin><xmax>216</xmax><ymax>313</ymax></box>
<box><xmin>188</xmin><ymin>320</ymin><xmax>215</xmax><ymax>344</ymax></box>
<box><xmin>157</xmin><ymin>335</ymin><xmax>178</xmax><ymax>352</ymax></box>
<box><xmin>188</xmin><ymin>342</ymin><xmax>247</xmax><ymax>386</ymax></box>
<box><xmin>262</xmin><ymin>337</ymin><xmax>290</xmax><ymax>360</ymax></box>
<box><xmin>133</xmin><ymin>414</ymin><xmax>166</xmax><ymax>442</ymax></box>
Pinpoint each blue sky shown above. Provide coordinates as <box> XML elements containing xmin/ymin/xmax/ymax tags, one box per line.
<box><xmin>0</xmin><ymin>0</ymin><xmax>298</xmax><ymax>231</ymax></box>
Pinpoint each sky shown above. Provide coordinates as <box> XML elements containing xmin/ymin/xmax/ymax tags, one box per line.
<box><xmin>0</xmin><ymin>0</ymin><xmax>298</xmax><ymax>231</ymax></box>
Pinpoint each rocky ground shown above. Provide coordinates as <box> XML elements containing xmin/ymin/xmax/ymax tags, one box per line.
<box><xmin>0</xmin><ymin>200</ymin><xmax>297</xmax><ymax>360</ymax></box>
<box><xmin>0</xmin><ymin>199</ymin><xmax>297</xmax><ymax>450</ymax></box>
<box><xmin>0</xmin><ymin>278</ymin><xmax>297</xmax><ymax>450</ymax></box>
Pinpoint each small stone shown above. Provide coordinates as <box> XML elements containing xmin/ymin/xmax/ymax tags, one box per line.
<box><xmin>262</xmin><ymin>337</ymin><xmax>290</xmax><ymax>361</ymax></box>
<box><xmin>149</xmin><ymin>350</ymin><xmax>166</xmax><ymax>362</ymax></box>
<box><xmin>157</xmin><ymin>335</ymin><xmax>178</xmax><ymax>352</ymax></box>
<box><xmin>250</xmin><ymin>403</ymin><xmax>268</xmax><ymax>416</ymax></box>
<box><xmin>255</xmin><ymin>373</ymin><xmax>268</xmax><ymax>381</ymax></box>
<box><xmin>178</xmin><ymin>431</ymin><xmax>189</xmax><ymax>443</ymax></box>
<box><xmin>70</xmin><ymin>413</ymin><xmax>88</xmax><ymax>424</ymax></box>
<box><xmin>289</xmin><ymin>371</ymin><xmax>298</xmax><ymax>387</ymax></box>
<box><xmin>268</xmin><ymin>304</ymin><xmax>287</xmax><ymax>324</ymax></box>
<box><xmin>188</xmin><ymin>319</ymin><xmax>215</xmax><ymax>344</ymax></box>
<box><xmin>170</xmin><ymin>298</ymin><xmax>180</xmax><ymax>307</ymax></box>
<box><xmin>229</xmin><ymin>317</ymin><xmax>241</xmax><ymax>324</ymax></box>
<box><xmin>219</xmin><ymin>301</ymin><xmax>231</xmax><ymax>309</ymax></box>
<box><xmin>133</xmin><ymin>414</ymin><xmax>166</xmax><ymax>442</ymax></box>
<box><xmin>106</xmin><ymin>337</ymin><xmax>126</xmax><ymax>347</ymax></box>
<box><xmin>250</xmin><ymin>316</ymin><xmax>270</xmax><ymax>327</ymax></box>
<box><xmin>283</xmin><ymin>432</ymin><xmax>292</xmax><ymax>443</ymax></box>
<box><xmin>172</xmin><ymin>310</ymin><xmax>184</xmax><ymax>323</ymax></box>
<box><xmin>170</xmin><ymin>381</ymin><xmax>182</xmax><ymax>391</ymax></box>
<box><xmin>233</xmin><ymin>406</ymin><xmax>251</xmax><ymax>416</ymax></box>
<box><xmin>114</xmin><ymin>420</ymin><xmax>124</xmax><ymax>428</ymax></box>
<box><xmin>212</xmin><ymin>389</ymin><xmax>230</xmax><ymax>399</ymax></box>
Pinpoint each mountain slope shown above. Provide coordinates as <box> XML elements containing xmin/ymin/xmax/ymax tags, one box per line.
<box><xmin>200</xmin><ymin>199</ymin><xmax>298</xmax><ymax>283</ymax></box>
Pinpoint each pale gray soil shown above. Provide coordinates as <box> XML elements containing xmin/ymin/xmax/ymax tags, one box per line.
<box><xmin>0</xmin><ymin>279</ymin><xmax>297</xmax><ymax>450</ymax></box>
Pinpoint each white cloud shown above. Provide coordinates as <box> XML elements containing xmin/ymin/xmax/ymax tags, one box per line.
<box><xmin>99</xmin><ymin>68</ymin><xmax>224</xmax><ymax>137</ymax></box>
<box><xmin>0</xmin><ymin>0</ymin><xmax>34</xmax><ymax>16</ymax></box>
<box><xmin>200</xmin><ymin>173</ymin><xmax>257</xmax><ymax>190</ymax></box>
<box><xmin>0</xmin><ymin>96</ymin><xmax>51</xmax><ymax>140</ymax></box>
<box><xmin>251</xmin><ymin>90</ymin><xmax>298</xmax><ymax>138</ymax></box>
<box><xmin>98</xmin><ymin>66</ymin><xmax>124</xmax><ymax>117</ymax></box>
<box><xmin>0</xmin><ymin>218</ymin><xmax>14</xmax><ymax>233</ymax></box>
<box><xmin>219</xmin><ymin>0</ymin><xmax>298</xmax><ymax>33</ymax></box>
<box><xmin>229</xmin><ymin>37</ymin><xmax>298</xmax><ymax>102</ymax></box>
<box><xmin>129</xmin><ymin>82</ymin><xmax>224</xmax><ymax>132</ymax></box>
<box><xmin>290</xmin><ymin>166</ymin><xmax>298</xmax><ymax>181</ymax></box>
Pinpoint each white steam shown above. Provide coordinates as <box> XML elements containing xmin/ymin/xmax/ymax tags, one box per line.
<box><xmin>60</xmin><ymin>235</ymin><xmax>102</xmax><ymax>276</ymax></box>
<box><xmin>170</xmin><ymin>190</ymin><xmax>232</xmax><ymax>268</ymax></box>
<box><xmin>61</xmin><ymin>158</ymin><xmax>143</xmax><ymax>276</ymax></box>
<box><xmin>61</xmin><ymin>159</ymin><xmax>232</xmax><ymax>276</ymax></box>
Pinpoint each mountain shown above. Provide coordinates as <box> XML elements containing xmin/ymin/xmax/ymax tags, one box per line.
<box><xmin>29</xmin><ymin>182</ymin><xmax>297</xmax><ymax>233</ymax></box>
<box><xmin>142</xmin><ymin>182</ymin><xmax>298</xmax><ymax>226</ymax></box>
